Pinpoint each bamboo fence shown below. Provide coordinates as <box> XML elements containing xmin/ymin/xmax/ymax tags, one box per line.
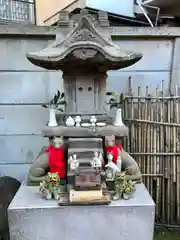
<box><xmin>121</xmin><ymin>80</ymin><xmax>180</xmax><ymax>226</ymax></box>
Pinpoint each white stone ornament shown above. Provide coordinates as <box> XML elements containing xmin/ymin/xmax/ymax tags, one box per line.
<box><xmin>75</xmin><ymin>116</ymin><xmax>81</xmax><ymax>127</ymax></box>
<box><xmin>90</xmin><ymin>116</ymin><xmax>97</xmax><ymax>126</ymax></box>
<box><xmin>66</xmin><ymin>116</ymin><xmax>75</xmax><ymax>127</ymax></box>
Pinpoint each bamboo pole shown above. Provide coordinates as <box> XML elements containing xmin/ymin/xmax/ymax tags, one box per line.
<box><xmin>175</xmin><ymin>85</ymin><xmax>180</xmax><ymax>224</ymax></box>
<box><xmin>155</xmin><ymin>87</ymin><xmax>160</xmax><ymax>216</ymax></box>
<box><xmin>143</xmin><ymin>86</ymin><xmax>149</xmax><ymax>186</ymax></box>
<box><xmin>166</xmin><ymin>92</ymin><xmax>171</xmax><ymax>224</ymax></box>
<box><xmin>138</xmin><ymin>87</ymin><xmax>142</xmax><ymax>170</ymax></box>
<box><xmin>143</xmin><ymin>173</ymin><xmax>163</xmax><ymax>177</ymax></box>
<box><xmin>150</xmin><ymin>106</ymin><xmax>154</xmax><ymax>196</ymax></box>
<box><xmin>160</xmin><ymin>80</ymin><xmax>165</xmax><ymax>223</ymax></box>
<box><xmin>130</xmin><ymin>152</ymin><xmax>180</xmax><ymax>156</ymax></box>
<box><xmin>146</xmin><ymin>90</ymin><xmax>151</xmax><ymax>194</ymax></box>
<box><xmin>126</xmin><ymin>119</ymin><xmax>180</xmax><ymax>127</ymax></box>
<box><xmin>169</xmin><ymin>94</ymin><xmax>173</xmax><ymax>224</ymax></box>
<box><xmin>141</xmin><ymin>98</ymin><xmax>145</xmax><ymax>183</ymax></box>
<box><xmin>129</xmin><ymin>77</ymin><xmax>135</xmax><ymax>159</ymax></box>
<box><xmin>124</xmin><ymin>96</ymin><xmax>130</xmax><ymax>153</ymax></box>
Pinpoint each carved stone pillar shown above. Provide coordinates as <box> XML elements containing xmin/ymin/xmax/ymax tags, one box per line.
<box><xmin>58</xmin><ymin>11</ymin><xmax>69</xmax><ymax>28</ymax></box>
<box><xmin>63</xmin><ymin>71</ymin><xmax>107</xmax><ymax>114</ymax></box>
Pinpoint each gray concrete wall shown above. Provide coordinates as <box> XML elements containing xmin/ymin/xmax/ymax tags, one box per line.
<box><xmin>0</xmin><ymin>25</ymin><xmax>178</xmax><ymax>181</ymax></box>
<box><xmin>108</xmin><ymin>39</ymin><xmax>173</xmax><ymax>96</ymax></box>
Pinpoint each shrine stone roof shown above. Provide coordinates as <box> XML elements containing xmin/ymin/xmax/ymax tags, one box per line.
<box><xmin>26</xmin><ymin>11</ymin><xmax>142</xmax><ymax>71</ymax></box>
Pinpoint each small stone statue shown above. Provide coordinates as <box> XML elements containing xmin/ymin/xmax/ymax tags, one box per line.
<box><xmin>68</xmin><ymin>156</ymin><xmax>73</xmax><ymax>171</ymax></box>
<box><xmin>39</xmin><ymin>172</ymin><xmax>61</xmax><ymax>200</ymax></box>
<box><xmin>28</xmin><ymin>136</ymin><xmax>66</xmax><ymax>186</ymax></box>
<box><xmin>105</xmin><ymin>135</ymin><xmax>142</xmax><ymax>182</ymax></box>
<box><xmin>94</xmin><ymin>151</ymin><xmax>102</xmax><ymax>168</ymax></box>
<box><xmin>105</xmin><ymin>152</ymin><xmax>120</xmax><ymax>180</ymax></box>
<box><xmin>70</xmin><ymin>154</ymin><xmax>79</xmax><ymax>171</ymax></box>
<box><xmin>99</xmin><ymin>152</ymin><xmax>103</xmax><ymax>163</ymax></box>
<box><xmin>113</xmin><ymin>172</ymin><xmax>136</xmax><ymax>200</ymax></box>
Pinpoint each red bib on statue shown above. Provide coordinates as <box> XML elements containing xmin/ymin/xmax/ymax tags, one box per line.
<box><xmin>105</xmin><ymin>144</ymin><xmax>123</xmax><ymax>165</ymax></box>
<box><xmin>45</xmin><ymin>145</ymin><xmax>66</xmax><ymax>178</ymax></box>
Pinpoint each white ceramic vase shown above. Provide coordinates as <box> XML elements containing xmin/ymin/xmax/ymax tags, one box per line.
<box><xmin>90</xmin><ymin>116</ymin><xmax>97</xmax><ymax>126</ymax></box>
<box><xmin>75</xmin><ymin>116</ymin><xmax>81</xmax><ymax>127</ymax></box>
<box><xmin>48</xmin><ymin>108</ymin><xmax>58</xmax><ymax>127</ymax></box>
<box><xmin>66</xmin><ymin>116</ymin><xmax>75</xmax><ymax>127</ymax></box>
<box><xmin>113</xmin><ymin>108</ymin><xmax>124</xmax><ymax>127</ymax></box>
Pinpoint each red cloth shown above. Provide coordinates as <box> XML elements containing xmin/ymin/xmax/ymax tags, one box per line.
<box><xmin>105</xmin><ymin>144</ymin><xmax>123</xmax><ymax>165</ymax></box>
<box><xmin>45</xmin><ymin>145</ymin><xmax>66</xmax><ymax>178</ymax></box>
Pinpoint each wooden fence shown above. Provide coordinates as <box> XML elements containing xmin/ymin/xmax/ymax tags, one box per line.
<box><xmin>121</xmin><ymin>80</ymin><xmax>180</xmax><ymax>226</ymax></box>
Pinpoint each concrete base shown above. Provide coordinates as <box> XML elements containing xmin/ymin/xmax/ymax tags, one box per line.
<box><xmin>8</xmin><ymin>183</ymin><xmax>155</xmax><ymax>240</ymax></box>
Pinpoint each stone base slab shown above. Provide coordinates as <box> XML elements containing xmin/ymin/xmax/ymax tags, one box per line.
<box><xmin>8</xmin><ymin>183</ymin><xmax>155</xmax><ymax>240</ymax></box>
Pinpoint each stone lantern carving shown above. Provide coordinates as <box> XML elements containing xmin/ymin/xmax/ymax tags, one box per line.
<box><xmin>27</xmin><ymin>10</ymin><xmax>142</xmax><ymax>115</ymax></box>
<box><xmin>26</xmin><ymin>10</ymin><xmax>142</xmax><ymax>204</ymax></box>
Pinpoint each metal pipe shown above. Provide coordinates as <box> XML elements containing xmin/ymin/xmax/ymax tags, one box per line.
<box><xmin>89</xmin><ymin>8</ymin><xmax>150</xmax><ymax>26</ymax></box>
<box><xmin>136</xmin><ymin>0</ymin><xmax>154</xmax><ymax>26</ymax></box>
<box><xmin>155</xmin><ymin>6</ymin><xmax>160</xmax><ymax>26</ymax></box>
<box><xmin>141</xmin><ymin>3</ymin><xmax>160</xmax><ymax>27</ymax></box>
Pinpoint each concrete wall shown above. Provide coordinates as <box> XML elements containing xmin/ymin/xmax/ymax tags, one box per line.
<box><xmin>0</xmin><ymin>26</ymin><xmax>58</xmax><ymax>181</ymax></box>
<box><xmin>0</xmin><ymin>25</ymin><xmax>179</xmax><ymax>181</ymax></box>
<box><xmin>108</xmin><ymin>38</ymin><xmax>173</xmax><ymax>96</ymax></box>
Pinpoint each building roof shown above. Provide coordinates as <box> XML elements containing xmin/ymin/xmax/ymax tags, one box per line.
<box><xmin>27</xmin><ymin>11</ymin><xmax>142</xmax><ymax>71</ymax></box>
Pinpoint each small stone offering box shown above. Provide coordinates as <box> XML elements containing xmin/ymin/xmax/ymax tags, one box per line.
<box><xmin>8</xmin><ymin>183</ymin><xmax>155</xmax><ymax>240</ymax></box>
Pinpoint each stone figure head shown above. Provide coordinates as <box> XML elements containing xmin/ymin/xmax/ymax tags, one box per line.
<box><xmin>49</xmin><ymin>136</ymin><xmax>64</xmax><ymax>149</ymax></box>
<box><xmin>105</xmin><ymin>135</ymin><xmax>115</xmax><ymax>147</ymax></box>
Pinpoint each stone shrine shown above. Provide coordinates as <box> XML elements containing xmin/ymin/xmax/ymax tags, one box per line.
<box><xmin>8</xmin><ymin>10</ymin><xmax>155</xmax><ymax>240</ymax></box>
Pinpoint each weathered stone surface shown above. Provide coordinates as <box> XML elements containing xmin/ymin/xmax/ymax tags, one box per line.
<box><xmin>68</xmin><ymin>137</ymin><xmax>102</xmax><ymax>149</ymax></box>
<box><xmin>42</xmin><ymin>125</ymin><xmax>129</xmax><ymax>137</ymax></box>
<box><xmin>26</xmin><ymin>11</ymin><xmax>142</xmax><ymax>71</ymax></box>
<box><xmin>8</xmin><ymin>183</ymin><xmax>155</xmax><ymax>240</ymax></box>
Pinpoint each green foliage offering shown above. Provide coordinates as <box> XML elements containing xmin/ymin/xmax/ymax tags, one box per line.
<box><xmin>114</xmin><ymin>171</ymin><xmax>135</xmax><ymax>200</ymax></box>
<box><xmin>45</xmin><ymin>172</ymin><xmax>60</xmax><ymax>186</ymax></box>
<box><xmin>106</xmin><ymin>91</ymin><xmax>121</xmax><ymax>109</ymax></box>
<box><xmin>39</xmin><ymin>172</ymin><xmax>61</xmax><ymax>200</ymax></box>
<box><xmin>42</xmin><ymin>90</ymin><xmax>67</xmax><ymax>112</ymax></box>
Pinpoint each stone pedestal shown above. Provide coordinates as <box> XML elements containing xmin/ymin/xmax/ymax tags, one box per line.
<box><xmin>8</xmin><ymin>183</ymin><xmax>155</xmax><ymax>240</ymax></box>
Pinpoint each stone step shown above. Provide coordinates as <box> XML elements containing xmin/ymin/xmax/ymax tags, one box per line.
<box><xmin>68</xmin><ymin>138</ymin><xmax>103</xmax><ymax>149</ymax></box>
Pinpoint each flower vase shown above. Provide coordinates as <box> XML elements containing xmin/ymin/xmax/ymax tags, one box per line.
<box><xmin>113</xmin><ymin>108</ymin><xmax>124</xmax><ymax>127</ymax></box>
<box><xmin>48</xmin><ymin>108</ymin><xmax>58</xmax><ymax>127</ymax></box>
